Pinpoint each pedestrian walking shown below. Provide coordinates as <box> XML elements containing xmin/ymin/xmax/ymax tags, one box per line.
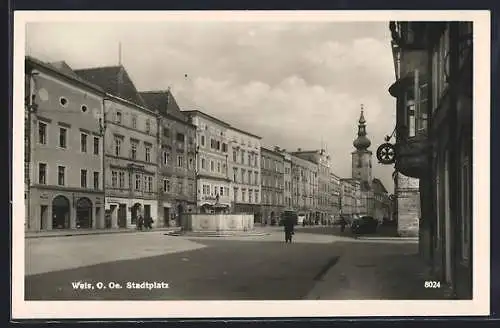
<box><xmin>284</xmin><ymin>215</ymin><xmax>295</xmax><ymax>243</ymax></box>
<box><xmin>137</xmin><ymin>215</ymin><xmax>143</xmax><ymax>231</ymax></box>
<box><xmin>340</xmin><ymin>217</ymin><xmax>346</xmax><ymax>232</ymax></box>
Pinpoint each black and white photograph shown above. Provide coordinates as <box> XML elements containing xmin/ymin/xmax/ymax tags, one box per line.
<box><xmin>12</xmin><ymin>10</ymin><xmax>490</xmax><ymax>319</ymax></box>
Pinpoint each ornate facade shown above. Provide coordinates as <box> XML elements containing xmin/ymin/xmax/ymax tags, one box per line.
<box><xmin>140</xmin><ymin>90</ymin><xmax>197</xmax><ymax>226</ymax></box>
<box><xmin>75</xmin><ymin>65</ymin><xmax>159</xmax><ymax>229</ymax></box>
<box><xmin>260</xmin><ymin>146</ymin><xmax>284</xmax><ymax>224</ymax></box>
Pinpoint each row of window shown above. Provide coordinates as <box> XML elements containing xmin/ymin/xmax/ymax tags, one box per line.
<box><xmin>199</xmin><ymin>135</ymin><xmax>229</xmax><ymax>153</ymax></box>
<box><xmin>262</xmin><ymin>191</ymin><xmax>284</xmax><ymax>205</ymax></box>
<box><xmin>110</xmin><ymin>170</ymin><xmax>153</xmax><ymax>192</ymax></box>
<box><xmin>232</xmin><ymin>167</ymin><xmax>259</xmax><ymax>185</ymax></box>
<box><xmin>163</xmin><ymin>178</ymin><xmax>194</xmax><ymax>195</ymax></box>
<box><xmin>232</xmin><ymin>148</ymin><xmax>259</xmax><ymax>167</ymax></box>
<box><xmin>114</xmin><ymin>136</ymin><xmax>153</xmax><ymax>162</ymax></box>
<box><xmin>114</xmin><ymin>111</ymin><xmax>152</xmax><ymax>134</ymax></box>
<box><xmin>199</xmin><ymin>157</ymin><xmax>227</xmax><ymax>174</ymax></box>
<box><xmin>162</xmin><ymin>127</ymin><xmax>194</xmax><ymax>145</ymax></box>
<box><xmin>202</xmin><ymin>185</ymin><xmax>230</xmax><ymax>197</ymax></box>
<box><xmin>162</xmin><ymin>151</ymin><xmax>195</xmax><ymax>170</ymax></box>
<box><xmin>37</xmin><ymin>163</ymin><xmax>99</xmax><ymax>189</ymax></box>
<box><xmin>261</xmin><ymin>156</ymin><xmax>284</xmax><ymax>172</ymax></box>
<box><xmin>233</xmin><ymin>187</ymin><xmax>259</xmax><ymax>204</ymax></box>
<box><xmin>38</xmin><ymin>121</ymin><xmax>100</xmax><ymax>155</ymax></box>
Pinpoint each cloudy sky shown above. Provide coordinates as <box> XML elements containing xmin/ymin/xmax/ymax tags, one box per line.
<box><xmin>26</xmin><ymin>19</ymin><xmax>397</xmax><ymax>191</ymax></box>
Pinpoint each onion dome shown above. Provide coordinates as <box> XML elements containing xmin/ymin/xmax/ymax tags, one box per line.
<box><xmin>353</xmin><ymin>105</ymin><xmax>371</xmax><ymax>150</ymax></box>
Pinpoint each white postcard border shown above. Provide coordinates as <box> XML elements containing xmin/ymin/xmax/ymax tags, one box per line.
<box><xmin>12</xmin><ymin>10</ymin><xmax>491</xmax><ymax>319</ymax></box>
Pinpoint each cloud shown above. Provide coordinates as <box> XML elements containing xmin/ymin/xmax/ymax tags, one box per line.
<box><xmin>26</xmin><ymin>20</ymin><xmax>397</xmax><ymax>191</ymax></box>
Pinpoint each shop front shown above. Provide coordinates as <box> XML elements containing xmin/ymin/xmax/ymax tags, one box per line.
<box><xmin>29</xmin><ymin>187</ymin><xmax>104</xmax><ymax>231</ymax></box>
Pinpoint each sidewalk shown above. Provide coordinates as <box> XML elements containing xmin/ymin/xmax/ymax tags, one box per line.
<box><xmin>25</xmin><ymin>227</ymin><xmax>180</xmax><ymax>239</ymax></box>
<box><xmin>306</xmin><ymin>241</ymin><xmax>451</xmax><ymax>300</ymax></box>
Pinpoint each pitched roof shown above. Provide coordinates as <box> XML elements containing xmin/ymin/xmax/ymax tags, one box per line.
<box><xmin>139</xmin><ymin>90</ymin><xmax>189</xmax><ymax>123</ymax></box>
<box><xmin>48</xmin><ymin>61</ymin><xmax>82</xmax><ymax>79</ymax></box>
<box><xmin>26</xmin><ymin>56</ymin><xmax>104</xmax><ymax>93</ymax></box>
<box><xmin>372</xmin><ymin>178</ymin><xmax>388</xmax><ymax>193</ymax></box>
<box><xmin>74</xmin><ymin>65</ymin><xmax>146</xmax><ymax>107</ymax></box>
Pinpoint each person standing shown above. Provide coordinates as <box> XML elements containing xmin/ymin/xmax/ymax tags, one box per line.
<box><xmin>284</xmin><ymin>215</ymin><xmax>295</xmax><ymax>243</ymax></box>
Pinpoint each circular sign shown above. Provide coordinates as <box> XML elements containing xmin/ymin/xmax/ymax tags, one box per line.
<box><xmin>376</xmin><ymin>143</ymin><xmax>396</xmax><ymax>165</ymax></box>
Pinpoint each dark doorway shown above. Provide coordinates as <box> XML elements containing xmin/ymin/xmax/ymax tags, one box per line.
<box><xmin>144</xmin><ymin>204</ymin><xmax>151</xmax><ymax>220</ymax></box>
<box><xmin>118</xmin><ymin>204</ymin><xmax>127</xmax><ymax>228</ymax></box>
<box><xmin>131</xmin><ymin>203</ymin><xmax>142</xmax><ymax>225</ymax></box>
<box><xmin>177</xmin><ymin>203</ymin><xmax>184</xmax><ymax>225</ymax></box>
<box><xmin>163</xmin><ymin>207</ymin><xmax>170</xmax><ymax>227</ymax></box>
<box><xmin>76</xmin><ymin>197</ymin><xmax>93</xmax><ymax>229</ymax></box>
<box><xmin>95</xmin><ymin>207</ymin><xmax>101</xmax><ymax>228</ymax></box>
<box><xmin>52</xmin><ymin>195</ymin><xmax>70</xmax><ymax>229</ymax></box>
<box><xmin>40</xmin><ymin>205</ymin><xmax>48</xmax><ymax>230</ymax></box>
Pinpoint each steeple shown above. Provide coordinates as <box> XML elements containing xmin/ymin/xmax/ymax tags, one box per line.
<box><xmin>353</xmin><ymin>104</ymin><xmax>371</xmax><ymax>151</ymax></box>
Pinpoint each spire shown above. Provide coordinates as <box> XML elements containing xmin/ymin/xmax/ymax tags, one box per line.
<box><xmin>353</xmin><ymin>104</ymin><xmax>371</xmax><ymax>150</ymax></box>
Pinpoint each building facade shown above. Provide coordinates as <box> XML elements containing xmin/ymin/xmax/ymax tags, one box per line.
<box><xmin>290</xmin><ymin>151</ymin><xmax>318</xmax><ymax>223</ymax></box>
<box><xmin>282</xmin><ymin>151</ymin><xmax>293</xmax><ymax>210</ymax></box>
<box><xmin>385</xmin><ymin>21</ymin><xmax>473</xmax><ymax>298</ymax></box>
<box><xmin>226</xmin><ymin>126</ymin><xmax>262</xmax><ymax>215</ymax></box>
<box><xmin>292</xmin><ymin>149</ymin><xmax>331</xmax><ymax>223</ymax></box>
<box><xmin>339</xmin><ymin>178</ymin><xmax>360</xmax><ymax>220</ymax></box>
<box><xmin>260</xmin><ymin>146</ymin><xmax>285</xmax><ymax>224</ymax></box>
<box><xmin>25</xmin><ymin>57</ymin><xmax>106</xmax><ymax>231</ymax></box>
<box><xmin>75</xmin><ymin>65</ymin><xmax>159</xmax><ymax>228</ymax></box>
<box><xmin>183</xmin><ymin>110</ymin><xmax>232</xmax><ymax>213</ymax></box>
<box><xmin>329</xmin><ymin>172</ymin><xmax>341</xmax><ymax>222</ymax></box>
<box><xmin>140</xmin><ymin>90</ymin><xmax>197</xmax><ymax>226</ymax></box>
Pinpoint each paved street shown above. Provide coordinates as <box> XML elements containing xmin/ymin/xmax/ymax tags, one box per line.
<box><xmin>25</xmin><ymin>228</ymin><xmax>445</xmax><ymax>301</ymax></box>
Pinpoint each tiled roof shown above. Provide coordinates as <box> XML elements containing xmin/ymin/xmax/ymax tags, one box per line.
<box><xmin>139</xmin><ymin>90</ymin><xmax>189</xmax><ymax>123</ymax></box>
<box><xmin>26</xmin><ymin>56</ymin><xmax>105</xmax><ymax>93</ymax></box>
<box><xmin>48</xmin><ymin>61</ymin><xmax>82</xmax><ymax>79</ymax></box>
<box><xmin>74</xmin><ymin>65</ymin><xmax>146</xmax><ymax>107</ymax></box>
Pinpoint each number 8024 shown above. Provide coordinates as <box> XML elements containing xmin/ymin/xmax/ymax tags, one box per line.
<box><xmin>424</xmin><ymin>281</ymin><xmax>441</xmax><ymax>288</ymax></box>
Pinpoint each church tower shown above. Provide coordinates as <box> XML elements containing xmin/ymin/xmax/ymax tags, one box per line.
<box><xmin>351</xmin><ymin>105</ymin><xmax>373</xmax><ymax>185</ymax></box>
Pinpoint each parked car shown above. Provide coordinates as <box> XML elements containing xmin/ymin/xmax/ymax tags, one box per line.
<box><xmin>351</xmin><ymin>216</ymin><xmax>379</xmax><ymax>234</ymax></box>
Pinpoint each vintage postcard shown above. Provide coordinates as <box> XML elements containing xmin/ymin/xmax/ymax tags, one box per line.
<box><xmin>12</xmin><ymin>10</ymin><xmax>490</xmax><ymax>319</ymax></box>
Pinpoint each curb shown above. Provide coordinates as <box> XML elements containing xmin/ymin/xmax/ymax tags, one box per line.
<box><xmin>356</xmin><ymin>236</ymin><xmax>418</xmax><ymax>241</ymax></box>
<box><xmin>170</xmin><ymin>231</ymin><xmax>271</xmax><ymax>237</ymax></box>
<box><xmin>25</xmin><ymin>228</ymin><xmax>180</xmax><ymax>239</ymax></box>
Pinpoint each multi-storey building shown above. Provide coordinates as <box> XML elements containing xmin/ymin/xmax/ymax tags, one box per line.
<box><xmin>183</xmin><ymin>110</ymin><xmax>232</xmax><ymax>213</ymax></box>
<box><xmin>75</xmin><ymin>65</ymin><xmax>159</xmax><ymax>228</ymax></box>
<box><xmin>25</xmin><ymin>56</ymin><xmax>105</xmax><ymax>231</ymax></box>
<box><xmin>260</xmin><ymin>146</ymin><xmax>284</xmax><ymax>224</ymax></box>
<box><xmin>140</xmin><ymin>90</ymin><xmax>197</xmax><ymax>226</ymax></box>
<box><xmin>282</xmin><ymin>150</ymin><xmax>293</xmax><ymax>210</ymax></box>
<box><xmin>226</xmin><ymin>126</ymin><xmax>262</xmax><ymax>215</ymax></box>
<box><xmin>384</xmin><ymin>21</ymin><xmax>473</xmax><ymax>298</ymax></box>
<box><xmin>329</xmin><ymin>172</ymin><xmax>341</xmax><ymax>222</ymax></box>
<box><xmin>340</xmin><ymin>178</ymin><xmax>360</xmax><ymax>220</ymax></box>
<box><xmin>292</xmin><ymin>149</ymin><xmax>332</xmax><ymax>223</ymax></box>
<box><xmin>290</xmin><ymin>151</ymin><xmax>318</xmax><ymax>222</ymax></box>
